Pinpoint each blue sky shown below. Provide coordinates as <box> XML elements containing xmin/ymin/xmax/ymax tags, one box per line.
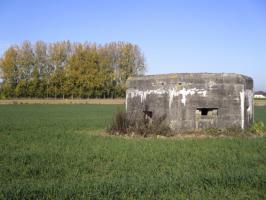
<box><xmin>1</xmin><ymin>0</ymin><xmax>266</xmax><ymax>90</ymax></box>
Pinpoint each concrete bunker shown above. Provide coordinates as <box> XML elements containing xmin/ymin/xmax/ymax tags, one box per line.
<box><xmin>126</xmin><ymin>73</ymin><xmax>254</xmax><ymax>132</ymax></box>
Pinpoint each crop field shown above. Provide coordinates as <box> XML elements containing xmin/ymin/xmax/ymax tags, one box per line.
<box><xmin>0</xmin><ymin>105</ymin><xmax>266</xmax><ymax>199</ymax></box>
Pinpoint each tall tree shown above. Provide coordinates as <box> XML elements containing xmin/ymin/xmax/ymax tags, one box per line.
<box><xmin>0</xmin><ymin>46</ymin><xmax>19</xmax><ymax>97</ymax></box>
<box><xmin>49</xmin><ymin>41</ymin><xmax>71</xmax><ymax>98</ymax></box>
<box><xmin>17</xmin><ymin>41</ymin><xmax>35</xmax><ymax>81</ymax></box>
<box><xmin>34</xmin><ymin>41</ymin><xmax>48</xmax><ymax>97</ymax></box>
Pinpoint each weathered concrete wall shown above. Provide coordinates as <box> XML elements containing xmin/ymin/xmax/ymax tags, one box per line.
<box><xmin>126</xmin><ymin>73</ymin><xmax>253</xmax><ymax>132</ymax></box>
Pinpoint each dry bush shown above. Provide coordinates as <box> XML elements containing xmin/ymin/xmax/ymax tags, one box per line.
<box><xmin>106</xmin><ymin>110</ymin><xmax>172</xmax><ymax>137</ymax></box>
<box><xmin>249</xmin><ymin>121</ymin><xmax>265</xmax><ymax>135</ymax></box>
<box><xmin>106</xmin><ymin>109</ymin><xmax>130</xmax><ymax>134</ymax></box>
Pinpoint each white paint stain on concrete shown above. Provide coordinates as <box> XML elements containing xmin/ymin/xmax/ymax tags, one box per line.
<box><xmin>245</xmin><ymin>89</ymin><xmax>253</xmax><ymax>123</ymax></box>
<box><xmin>208</xmin><ymin>80</ymin><xmax>216</xmax><ymax>89</ymax></box>
<box><xmin>168</xmin><ymin>88</ymin><xmax>180</xmax><ymax>108</ymax></box>
<box><xmin>169</xmin><ymin>88</ymin><xmax>207</xmax><ymax>107</ymax></box>
<box><xmin>127</xmin><ymin>88</ymin><xmax>166</xmax><ymax>103</ymax></box>
<box><xmin>125</xmin><ymin>92</ymin><xmax>128</xmax><ymax>111</ymax></box>
<box><xmin>126</xmin><ymin>87</ymin><xmax>207</xmax><ymax>109</ymax></box>
<box><xmin>240</xmin><ymin>90</ymin><xmax>245</xmax><ymax>129</ymax></box>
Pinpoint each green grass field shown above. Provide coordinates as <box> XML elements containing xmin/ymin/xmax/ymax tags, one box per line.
<box><xmin>0</xmin><ymin>105</ymin><xmax>266</xmax><ymax>199</ymax></box>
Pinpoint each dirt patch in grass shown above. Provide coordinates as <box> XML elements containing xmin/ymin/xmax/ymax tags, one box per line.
<box><xmin>255</xmin><ymin>99</ymin><xmax>266</xmax><ymax>106</ymax></box>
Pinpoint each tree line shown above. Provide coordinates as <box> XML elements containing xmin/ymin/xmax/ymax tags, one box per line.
<box><xmin>0</xmin><ymin>41</ymin><xmax>145</xmax><ymax>99</ymax></box>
